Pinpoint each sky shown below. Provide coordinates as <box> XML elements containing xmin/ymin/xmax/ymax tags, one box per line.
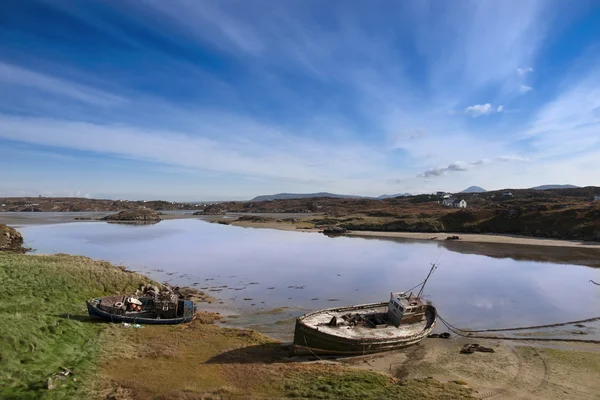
<box><xmin>1</xmin><ymin>0</ymin><xmax>599</xmax><ymax>201</ymax></box>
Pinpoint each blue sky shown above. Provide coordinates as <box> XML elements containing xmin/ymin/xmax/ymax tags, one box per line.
<box><xmin>1</xmin><ymin>0</ymin><xmax>599</xmax><ymax>200</ymax></box>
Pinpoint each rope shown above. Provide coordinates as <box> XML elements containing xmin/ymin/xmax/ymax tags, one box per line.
<box><xmin>302</xmin><ymin>333</ymin><xmax>323</xmax><ymax>361</ymax></box>
<box><xmin>439</xmin><ymin>314</ymin><xmax>600</xmax><ymax>333</ymax></box>
<box><xmin>436</xmin><ymin>314</ymin><xmax>600</xmax><ymax>344</ymax></box>
<box><xmin>403</xmin><ymin>280</ymin><xmax>426</xmax><ymax>294</ymax></box>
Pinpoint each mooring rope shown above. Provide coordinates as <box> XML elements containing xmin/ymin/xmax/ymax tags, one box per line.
<box><xmin>439</xmin><ymin>314</ymin><xmax>600</xmax><ymax>333</ymax></box>
<box><xmin>436</xmin><ymin>314</ymin><xmax>600</xmax><ymax>344</ymax></box>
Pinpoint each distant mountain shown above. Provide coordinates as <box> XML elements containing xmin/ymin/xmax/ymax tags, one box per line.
<box><xmin>377</xmin><ymin>193</ymin><xmax>411</xmax><ymax>199</ymax></box>
<box><xmin>250</xmin><ymin>192</ymin><xmax>364</xmax><ymax>201</ymax></box>
<box><xmin>250</xmin><ymin>192</ymin><xmax>412</xmax><ymax>201</ymax></box>
<box><xmin>530</xmin><ymin>184</ymin><xmax>579</xmax><ymax>190</ymax></box>
<box><xmin>461</xmin><ymin>186</ymin><xmax>487</xmax><ymax>193</ymax></box>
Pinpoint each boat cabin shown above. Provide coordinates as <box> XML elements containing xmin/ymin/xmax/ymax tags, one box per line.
<box><xmin>387</xmin><ymin>292</ymin><xmax>427</xmax><ymax>325</ymax></box>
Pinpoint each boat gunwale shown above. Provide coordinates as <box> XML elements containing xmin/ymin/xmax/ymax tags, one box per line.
<box><xmin>297</xmin><ymin>301</ymin><xmax>389</xmax><ymax>322</ymax></box>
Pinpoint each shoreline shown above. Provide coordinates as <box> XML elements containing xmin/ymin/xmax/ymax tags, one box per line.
<box><xmin>3</xmin><ymin>250</ymin><xmax>600</xmax><ymax>398</ymax></box>
<box><xmin>230</xmin><ymin>220</ymin><xmax>600</xmax><ymax>249</ymax></box>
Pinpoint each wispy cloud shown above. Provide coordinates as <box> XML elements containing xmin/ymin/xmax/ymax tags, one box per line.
<box><xmin>418</xmin><ymin>156</ymin><xmax>527</xmax><ymax>178</ymax></box>
<box><xmin>520</xmin><ymin>85</ymin><xmax>533</xmax><ymax>93</ymax></box>
<box><xmin>517</xmin><ymin>67</ymin><xmax>534</xmax><ymax>76</ymax></box>
<box><xmin>0</xmin><ymin>1</ymin><xmax>597</xmax><ymax>197</ymax></box>
<box><xmin>419</xmin><ymin>160</ymin><xmax>485</xmax><ymax>178</ymax></box>
<box><xmin>0</xmin><ymin>62</ymin><xmax>127</xmax><ymax>107</ymax></box>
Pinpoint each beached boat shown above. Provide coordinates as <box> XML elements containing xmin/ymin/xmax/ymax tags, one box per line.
<box><xmin>292</xmin><ymin>265</ymin><xmax>438</xmax><ymax>355</ymax></box>
<box><xmin>86</xmin><ymin>295</ymin><xmax>195</xmax><ymax>325</ymax></box>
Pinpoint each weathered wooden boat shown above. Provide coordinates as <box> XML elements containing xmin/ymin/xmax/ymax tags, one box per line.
<box><xmin>292</xmin><ymin>264</ymin><xmax>438</xmax><ymax>355</ymax></box>
<box><xmin>86</xmin><ymin>295</ymin><xmax>195</xmax><ymax>325</ymax></box>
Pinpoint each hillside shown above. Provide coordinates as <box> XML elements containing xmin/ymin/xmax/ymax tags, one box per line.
<box><xmin>250</xmin><ymin>192</ymin><xmax>365</xmax><ymax>201</ymax></box>
<box><xmin>251</xmin><ymin>192</ymin><xmax>411</xmax><ymax>201</ymax></box>
<box><xmin>377</xmin><ymin>193</ymin><xmax>411</xmax><ymax>199</ymax></box>
<box><xmin>531</xmin><ymin>184</ymin><xmax>579</xmax><ymax>190</ymax></box>
<box><xmin>204</xmin><ymin>187</ymin><xmax>600</xmax><ymax>242</ymax></box>
<box><xmin>0</xmin><ymin>197</ymin><xmax>195</xmax><ymax>212</ymax></box>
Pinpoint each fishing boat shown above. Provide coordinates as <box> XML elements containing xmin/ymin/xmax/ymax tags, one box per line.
<box><xmin>292</xmin><ymin>264</ymin><xmax>438</xmax><ymax>355</ymax></box>
<box><xmin>86</xmin><ymin>294</ymin><xmax>195</xmax><ymax>325</ymax></box>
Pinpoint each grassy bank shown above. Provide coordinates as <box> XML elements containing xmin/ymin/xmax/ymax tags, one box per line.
<box><xmin>100</xmin><ymin>320</ymin><xmax>473</xmax><ymax>399</ymax></box>
<box><xmin>0</xmin><ymin>253</ymin><xmax>153</xmax><ymax>399</ymax></box>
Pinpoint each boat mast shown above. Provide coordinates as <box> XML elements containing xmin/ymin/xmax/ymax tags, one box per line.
<box><xmin>416</xmin><ymin>263</ymin><xmax>437</xmax><ymax>298</ymax></box>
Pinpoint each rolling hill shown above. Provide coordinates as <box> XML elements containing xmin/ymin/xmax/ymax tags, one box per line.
<box><xmin>530</xmin><ymin>184</ymin><xmax>579</xmax><ymax>190</ymax></box>
<box><xmin>251</xmin><ymin>192</ymin><xmax>411</xmax><ymax>201</ymax></box>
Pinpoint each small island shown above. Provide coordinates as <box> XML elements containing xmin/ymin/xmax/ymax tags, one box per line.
<box><xmin>101</xmin><ymin>209</ymin><xmax>162</xmax><ymax>223</ymax></box>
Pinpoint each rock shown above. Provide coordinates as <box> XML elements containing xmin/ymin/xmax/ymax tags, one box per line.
<box><xmin>0</xmin><ymin>224</ymin><xmax>25</xmax><ymax>251</ymax></box>
<box><xmin>101</xmin><ymin>209</ymin><xmax>161</xmax><ymax>222</ymax></box>
<box><xmin>446</xmin><ymin>235</ymin><xmax>460</xmax><ymax>240</ymax></box>
<box><xmin>460</xmin><ymin>343</ymin><xmax>495</xmax><ymax>354</ymax></box>
<box><xmin>322</xmin><ymin>226</ymin><xmax>347</xmax><ymax>234</ymax></box>
<box><xmin>46</xmin><ymin>377</ymin><xmax>56</xmax><ymax>390</ymax></box>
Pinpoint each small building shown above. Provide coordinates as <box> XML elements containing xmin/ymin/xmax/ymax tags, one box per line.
<box><xmin>503</xmin><ymin>191</ymin><xmax>513</xmax><ymax>198</ymax></box>
<box><xmin>594</xmin><ymin>195</ymin><xmax>600</xmax><ymax>201</ymax></box>
<box><xmin>454</xmin><ymin>199</ymin><xmax>467</xmax><ymax>208</ymax></box>
<box><xmin>442</xmin><ymin>198</ymin><xmax>467</xmax><ymax>208</ymax></box>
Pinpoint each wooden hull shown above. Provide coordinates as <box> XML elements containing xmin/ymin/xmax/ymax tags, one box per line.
<box><xmin>86</xmin><ymin>298</ymin><xmax>195</xmax><ymax>325</ymax></box>
<box><xmin>293</xmin><ymin>302</ymin><xmax>436</xmax><ymax>355</ymax></box>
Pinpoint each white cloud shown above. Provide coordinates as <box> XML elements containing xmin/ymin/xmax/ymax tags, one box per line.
<box><xmin>497</xmin><ymin>105</ymin><xmax>504</xmax><ymax>112</ymax></box>
<box><xmin>465</xmin><ymin>103</ymin><xmax>493</xmax><ymax>117</ymax></box>
<box><xmin>520</xmin><ymin>85</ymin><xmax>533</xmax><ymax>93</ymax></box>
<box><xmin>517</xmin><ymin>67</ymin><xmax>534</xmax><ymax>76</ymax></box>
<box><xmin>498</xmin><ymin>155</ymin><xmax>529</xmax><ymax>162</ymax></box>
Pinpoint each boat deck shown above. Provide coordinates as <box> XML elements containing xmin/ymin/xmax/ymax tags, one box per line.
<box><xmin>300</xmin><ymin>305</ymin><xmax>429</xmax><ymax>340</ymax></box>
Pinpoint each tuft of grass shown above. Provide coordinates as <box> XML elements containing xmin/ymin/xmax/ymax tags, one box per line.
<box><xmin>0</xmin><ymin>253</ymin><xmax>153</xmax><ymax>399</ymax></box>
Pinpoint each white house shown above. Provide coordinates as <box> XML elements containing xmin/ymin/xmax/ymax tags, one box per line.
<box><xmin>594</xmin><ymin>195</ymin><xmax>600</xmax><ymax>201</ymax></box>
<box><xmin>442</xmin><ymin>198</ymin><xmax>467</xmax><ymax>208</ymax></box>
<box><xmin>455</xmin><ymin>199</ymin><xmax>467</xmax><ymax>208</ymax></box>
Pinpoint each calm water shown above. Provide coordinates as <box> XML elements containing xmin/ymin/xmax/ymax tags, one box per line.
<box><xmin>15</xmin><ymin>218</ymin><xmax>600</xmax><ymax>334</ymax></box>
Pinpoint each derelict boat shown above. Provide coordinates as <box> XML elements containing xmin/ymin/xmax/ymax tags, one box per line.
<box><xmin>292</xmin><ymin>265</ymin><xmax>438</xmax><ymax>355</ymax></box>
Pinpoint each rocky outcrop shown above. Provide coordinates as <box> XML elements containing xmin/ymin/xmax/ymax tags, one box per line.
<box><xmin>0</xmin><ymin>224</ymin><xmax>25</xmax><ymax>251</ymax></box>
<box><xmin>195</xmin><ymin>210</ymin><xmax>226</xmax><ymax>215</ymax></box>
<box><xmin>102</xmin><ymin>209</ymin><xmax>161</xmax><ymax>222</ymax></box>
<box><xmin>322</xmin><ymin>226</ymin><xmax>348</xmax><ymax>235</ymax></box>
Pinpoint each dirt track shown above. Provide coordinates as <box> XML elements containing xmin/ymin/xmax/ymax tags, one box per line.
<box><xmin>333</xmin><ymin>337</ymin><xmax>600</xmax><ymax>399</ymax></box>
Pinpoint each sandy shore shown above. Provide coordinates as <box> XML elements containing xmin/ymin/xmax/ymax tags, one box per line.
<box><xmin>231</xmin><ymin>220</ymin><xmax>600</xmax><ymax>249</ymax></box>
<box><xmin>347</xmin><ymin>231</ymin><xmax>600</xmax><ymax>249</ymax></box>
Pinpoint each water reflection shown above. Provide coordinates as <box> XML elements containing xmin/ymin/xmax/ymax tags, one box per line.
<box><xmin>18</xmin><ymin>219</ymin><xmax>600</xmax><ymax>332</ymax></box>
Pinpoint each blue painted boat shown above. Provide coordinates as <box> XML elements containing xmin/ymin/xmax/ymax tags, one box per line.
<box><xmin>86</xmin><ymin>296</ymin><xmax>195</xmax><ymax>325</ymax></box>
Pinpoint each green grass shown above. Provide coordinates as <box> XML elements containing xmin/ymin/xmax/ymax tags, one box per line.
<box><xmin>283</xmin><ymin>370</ymin><xmax>473</xmax><ymax>399</ymax></box>
<box><xmin>0</xmin><ymin>253</ymin><xmax>153</xmax><ymax>399</ymax></box>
